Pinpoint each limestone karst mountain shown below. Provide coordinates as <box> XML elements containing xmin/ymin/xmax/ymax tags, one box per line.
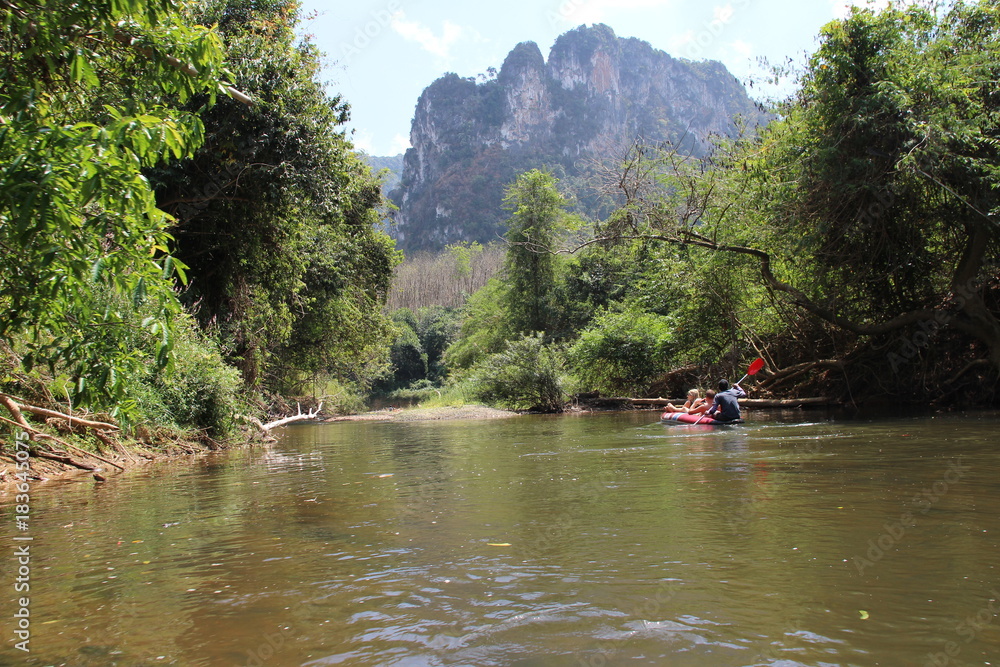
<box><xmin>389</xmin><ymin>23</ymin><xmax>766</xmax><ymax>252</ymax></box>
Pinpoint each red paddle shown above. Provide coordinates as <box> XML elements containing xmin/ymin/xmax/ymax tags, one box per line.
<box><xmin>736</xmin><ymin>357</ymin><xmax>766</xmax><ymax>385</ymax></box>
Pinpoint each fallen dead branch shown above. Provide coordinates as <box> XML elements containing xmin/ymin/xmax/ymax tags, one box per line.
<box><xmin>756</xmin><ymin>360</ymin><xmax>845</xmax><ymax>390</ymax></box>
<box><xmin>0</xmin><ymin>395</ymin><xmax>31</xmax><ymax>430</ymax></box>
<box><xmin>15</xmin><ymin>402</ymin><xmax>120</xmax><ymax>432</ymax></box>
<box><xmin>260</xmin><ymin>403</ymin><xmax>324</xmax><ymax>432</ymax></box>
<box><xmin>32</xmin><ymin>450</ymin><xmax>97</xmax><ymax>471</ymax></box>
<box><xmin>95</xmin><ymin>430</ymin><xmax>138</xmax><ymax>465</ymax></box>
<box><xmin>0</xmin><ymin>393</ymin><xmax>126</xmax><ymax>470</ymax></box>
<box><xmin>946</xmin><ymin>358</ymin><xmax>992</xmax><ymax>385</ymax></box>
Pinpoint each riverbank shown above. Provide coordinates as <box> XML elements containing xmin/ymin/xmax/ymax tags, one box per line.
<box><xmin>0</xmin><ymin>431</ymin><xmax>239</xmax><ymax>491</ymax></box>
<box><xmin>296</xmin><ymin>396</ymin><xmax>838</xmax><ymax>425</ymax></box>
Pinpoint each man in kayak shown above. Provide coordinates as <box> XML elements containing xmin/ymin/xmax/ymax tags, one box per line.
<box><xmin>706</xmin><ymin>379</ymin><xmax>746</xmax><ymax>422</ymax></box>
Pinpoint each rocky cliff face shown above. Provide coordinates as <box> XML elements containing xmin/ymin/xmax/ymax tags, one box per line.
<box><xmin>392</xmin><ymin>24</ymin><xmax>765</xmax><ymax>252</ymax></box>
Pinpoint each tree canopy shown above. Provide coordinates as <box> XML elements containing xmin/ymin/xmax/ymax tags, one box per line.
<box><xmin>2</xmin><ymin>0</ymin><xmax>399</xmax><ymax>432</ymax></box>
<box><xmin>0</xmin><ymin>0</ymin><xmax>233</xmax><ymax>408</ymax></box>
<box><xmin>501</xmin><ymin>169</ymin><xmax>575</xmax><ymax>336</ymax></box>
<box><xmin>601</xmin><ymin>0</ymin><xmax>1000</xmax><ymax>398</ymax></box>
<box><xmin>150</xmin><ymin>0</ymin><xmax>398</xmax><ymax>394</ymax></box>
<box><xmin>432</xmin><ymin>0</ymin><xmax>1000</xmax><ymax>407</ymax></box>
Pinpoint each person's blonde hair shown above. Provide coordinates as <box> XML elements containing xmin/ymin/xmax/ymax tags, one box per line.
<box><xmin>687</xmin><ymin>388</ymin><xmax>700</xmax><ymax>398</ymax></box>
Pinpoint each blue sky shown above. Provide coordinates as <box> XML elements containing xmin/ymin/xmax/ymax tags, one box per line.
<box><xmin>296</xmin><ymin>0</ymin><xmax>889</xmax><ymax>156</ymax></box>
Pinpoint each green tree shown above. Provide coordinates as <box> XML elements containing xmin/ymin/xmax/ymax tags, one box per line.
<box><xmin>568</xmin><ymin>308</ymin><xmax>677</xmax><ymax>396</ymax></box>
<box><xmin>591</xmin><ymin>1</ymin><xmax>1000</xmax><ymax>398</ymax></box>
<box><xmin>501</xmin><ymin>169</ymin><xmax>573</xmax><ymax>335</ymax></box>
<box><xmin>150</xmin><ymin>0</ymin><xmax>397</xmax><ymax>393</ymax></box>
<box><xmin>754</xmin><ymin>1</ymin><xmax>1000</xmax><ymax>377</ymax></box>
<box><xmin>275</xmin><ymin>224</ymin><xmax>397</xmax><ymax>395</ymax></box>
<box><xmin>441</xmin><ymin>278</ymin><xmax>512</xmax><ymax>371</ymax></box>
<box><xmin>382</xmin><ymin>310</ymin><xmax>427</xmax><ymax>390</ymax></box>
<box><xmin>0</xmin><ymin>0</ymin><xmax>234</xmax><ymax>412</ymax></box>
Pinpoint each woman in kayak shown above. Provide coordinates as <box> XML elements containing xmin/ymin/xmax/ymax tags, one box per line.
<box><xmin>666</xmin><ymin>389</ymin><xmax>705</xmax><ymax>414</ymax></box>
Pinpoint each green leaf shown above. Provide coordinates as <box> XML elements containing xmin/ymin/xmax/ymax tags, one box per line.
<box><xmin>132</xmin><ymin>277</ymin><xmax>147</xmax><ymax>307</ymax></box>
<box><xmin>171</xmin><ymin>257</ymin><xmax>189</xmax><ymax>286</ymax></box>
<box><xmin>91</xmin><ymin>257</ymin><xmax>106</xmax><ymax>283</ymax></box>
<box><xmin>69</xmin><ymin>51</ymin><xmax>99</xmax><ymax>88</ymax></box>
<box><xmin>80</xmin><ymin>174</ymin><xmax>100</xmax><ymax>206</ymax></box>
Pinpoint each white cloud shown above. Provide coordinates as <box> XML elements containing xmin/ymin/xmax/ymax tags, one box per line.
<box><xmin>389</xmin><ymin>133</ymin><xmax>411</xmax><ymax>155</ymax></box>
<box><xmin>552</xmin><ymin>0</ymin><xmax>675</xmax><ymax>26</ymax></box>
<box><xmin>729</xmin><ymin>38</ymin><xmax>753</xmax><ymax>58</ymax></box>
<box><xmin>351</xmin><ymin>128</ymin><xmax>375</xmax><ymax>154</ymax></box>
<box><xmin>390</xmin><ymin>10</ymin><xmax>471</xmax><ymax>59</ymax></box>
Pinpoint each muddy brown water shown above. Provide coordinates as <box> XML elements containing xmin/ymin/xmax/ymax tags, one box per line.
<box><xmin>2</xmin><ymin>411</ymin><xmax>999</xmax><ymax>666</ymax></box>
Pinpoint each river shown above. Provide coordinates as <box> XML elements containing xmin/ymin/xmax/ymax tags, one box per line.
<box><xmin>2</xmin><ymin>411</ymin><xmax>999</xmax><ymax>666</ymax></box>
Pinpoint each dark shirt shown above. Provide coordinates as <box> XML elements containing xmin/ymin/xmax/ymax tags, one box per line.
<box><xmin>708</xmin><ymin>385</ymin><xmax>746</xmax><ymax>421</ymax></box>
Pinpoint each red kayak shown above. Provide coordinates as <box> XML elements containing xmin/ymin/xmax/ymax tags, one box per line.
<box><xmin>661</xmin><ymin>411</ymin><xmax>744</xmax><ymax>426</ymax></box>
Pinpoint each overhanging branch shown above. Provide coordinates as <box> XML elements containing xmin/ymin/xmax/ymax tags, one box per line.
<box><xmin>111</xmin><ymin>30</ymin><xmax>253</xmax><ymax>106</ymax></box>
<box><xmin>567</xmin><ymin>229</ymin><xmax>946</xmax><ymax>337</ymax></box>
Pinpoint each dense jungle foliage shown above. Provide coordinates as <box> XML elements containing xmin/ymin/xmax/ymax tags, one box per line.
<box><xmin>2</xmin><ymin>0</ymin><xmax>997</xmax><ymax>445</ymax></box>
<box><xmin>382</xmin><ymin>0</ymin><xmax>1000</xmax><ymax>411</ymax></box>
<box><xmin>1</xmin><ymin>0</ymin><xmax>396</xmax><ymax>441</ymax></box>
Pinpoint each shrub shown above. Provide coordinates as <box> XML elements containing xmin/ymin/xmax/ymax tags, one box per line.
<box><xmin>467</xmin><ymin>332</ymin><xmax>567</xmax><ymax>412</ymax></box>
<box><xmin>442</xmin><ymin>278</ymin><xmax>512</xmax><ymax>370</ymax></box>
<box><xmin>151</xmin><ymin>319</ymin><xmax>243</xmax><ymax>436</ymax></box>
<box><xmin>568</xmin><ymin>308</ymin><xmax>677</xmax><ymax>396</ymax></box>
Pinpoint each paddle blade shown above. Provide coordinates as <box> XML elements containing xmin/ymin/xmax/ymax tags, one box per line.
<box><xmin>747</xmin><ymin>357</ymin><xmax>766</xmax><ymax>375</ymax></box>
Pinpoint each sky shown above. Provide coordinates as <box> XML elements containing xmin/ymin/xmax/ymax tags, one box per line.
<box><xmin>295</xmin><ymin>0</ymin><xmax>890</xmax><ymax>156</ymax></box>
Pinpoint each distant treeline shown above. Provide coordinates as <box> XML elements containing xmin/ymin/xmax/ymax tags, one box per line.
<box><xmin>389</xmin><ymin>243</ymin><xmax>504</xmax><ymax>311</ymax></box>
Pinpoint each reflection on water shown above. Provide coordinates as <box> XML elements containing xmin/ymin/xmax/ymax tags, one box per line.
<box><xmin>2</xmin><ymin>412</ymin><xmax>1000</xmax><ymax>666</ymax></box>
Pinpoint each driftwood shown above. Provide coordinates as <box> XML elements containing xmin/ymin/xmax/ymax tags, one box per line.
<box><xmin>581</xmin><ymin>397</ymin><xmax>637</xmax><ymax>408</ymax></box>
<box><xmin>0</xmin><ymin>395</ymin><xmax>31</xmax><ymax>430</ymax></box>
<box><xmin>32</xmin><ymin>450</ymin><xmax>97</xmax><ymax>471</ymax></box>
<box><xmin>95</xmin><ymin>429</ymin><xmax>138</xmax><ymax>464</ymax></box>
<box><xmin>0</xmin><ymin>393</ymin><xmax>120</xmax><ymax>434</ymax></box>
<box><xmin>0</xmin><ymin>416</ymin><xmax>124</xmax><ymax>471</ymax></box>
<box><xmin>592</xmin><ymin>396</ymin><xmax>837</xmax><ymax>409</ymax></box>
<box><xmin>260</xmin><ymin>403</ymin><xmax>324</xmax><ymax>432</ymax></box>
<box><xmin>0</xmin><ymin>393</ymin><xmax>126</xmax><ymax>470</ymax></box>
<box><xmin>236</xmin><ymin>414</ymin><xmax>267</xmax><ymax>431</ymax></box>
<box><xmin>35</xmin><ymin>432</ymin><xmax>125</xmax><ymax>471</ymax></box>
<box><xmin>630</xmin><ymin>398</ymin><xmax>682</xmax><ymax>407</ymax></box>
<box><xmin>15</xmin><ymin>402</ymin><xmax>120</xmax><ymax>432</ymax></box>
